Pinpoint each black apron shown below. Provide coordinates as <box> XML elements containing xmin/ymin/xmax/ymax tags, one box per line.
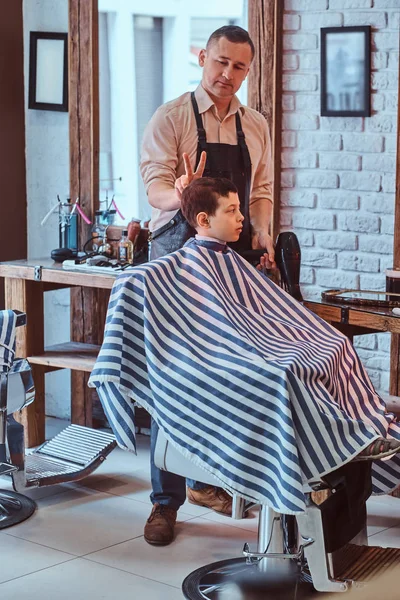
<box><xmin>150</xmin><ymin>92</ymin><xmax>252</xmax><ymax>260</ymax></box>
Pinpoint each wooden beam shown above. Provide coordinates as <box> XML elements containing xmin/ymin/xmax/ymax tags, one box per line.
<box><xmin>248</xmin><ymin>0</ymin><xmax>283</xmax><ymax>244</ymax></box>
<box><xmin>389</xmin><ymin>42</ymin><xmax>400</xmax><ymax>395</ymax></box>
<box><xmin>69</xmin><ymin>0</ymin><xmax>103</xmax><ymax>427</ymax></box>
<box><xmin>69</xmin><ymin>0</ymin><xmax>99</xmax><ymax>245</ymax></box>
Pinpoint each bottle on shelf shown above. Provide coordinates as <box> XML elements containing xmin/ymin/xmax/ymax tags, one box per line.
<box><xmin>118</xmin><ymin>229</ymin><xmax>134</xmax><ymax>264</ymax></box>
<box><xmin>91</xmin><ymin>210</ymin><xmax>106</xmax><ymax>253</ymax></box>
<box><xmin>127</xmin><ymin>218</ymin><xmax>141</xmax><ymax>249</ymax></box>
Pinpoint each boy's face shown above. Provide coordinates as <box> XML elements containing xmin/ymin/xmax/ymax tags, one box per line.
<box><xmin>205</xmin><ymin>192</ymin><xmax>244</xmax><ymax>242</ymax></box>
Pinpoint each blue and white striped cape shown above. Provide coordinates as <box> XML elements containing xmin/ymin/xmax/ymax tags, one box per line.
<box><xmin>89</xmin><ymin>238</ymin><xmax>400</xmax><ymax>514</ymax></box>
<box><xmin>0</xmin><ymin>310</ymin><xmax>17</xmax><ymax>372</ymax></box>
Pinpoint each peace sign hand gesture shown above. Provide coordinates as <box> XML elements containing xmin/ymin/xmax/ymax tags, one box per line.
<box><xmin>175</xmin><ymin>151</ymin><xmax>207</xmax><ymax>200</ymax></box>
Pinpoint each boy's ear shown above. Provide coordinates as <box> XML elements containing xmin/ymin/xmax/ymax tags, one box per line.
<box><xmin>197</xmin><ymin>212</ymin><xmax>210</xmax><ymax>228</ymax></box>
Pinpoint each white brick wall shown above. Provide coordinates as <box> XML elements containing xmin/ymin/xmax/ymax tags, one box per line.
<box><xmin>281</xmin><ymin>0</ymin><xmax>399</xmax><ymax>393</ymax></box>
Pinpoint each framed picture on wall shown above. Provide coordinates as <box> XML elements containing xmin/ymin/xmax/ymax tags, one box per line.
<box><xmin>320</xmin><ymin>26</ymin><xmax>371</xmax><ymax>117</ymax></box>
<box><xmin>28</xmin><ymin>32</ymin><xmax>68</xmax><ymax>112</ymax></box>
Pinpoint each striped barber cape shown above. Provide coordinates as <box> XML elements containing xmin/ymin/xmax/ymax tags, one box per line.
<box><xmin>89</xmin><ymin>238</ymin><xmax>400</xmax><ymax>514</ymax></box>
<box><xmin>0</xmin><ymin>310</ymin><xmax>17</xmax><ymax>372</ymax></box>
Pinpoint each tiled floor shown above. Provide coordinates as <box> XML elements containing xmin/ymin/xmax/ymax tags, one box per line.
<box><xmin>1</xmin><ymin>419</ymin><xmax>400</xmax><ymax>599</ymax></box>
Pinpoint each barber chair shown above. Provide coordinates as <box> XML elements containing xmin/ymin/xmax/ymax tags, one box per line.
<box><xmin>155</xmin><ymin>429</ymin><xmax>400</xmax><ymax>599</ymax></box>
<box><xmin>153</xmin><ymin>234</ymin><xmax>400</xmax><ymax>598</ymax></box>
<box><xmin>0</xmin><ymin>309</ymin><xmax>116</xmax><ymax>529</ymax></box>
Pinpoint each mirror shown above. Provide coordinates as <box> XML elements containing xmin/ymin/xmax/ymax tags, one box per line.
<box><xmin>97</xmin><ymin>1</ymin><xmax>247</xmax><ymax>224</ymax></box>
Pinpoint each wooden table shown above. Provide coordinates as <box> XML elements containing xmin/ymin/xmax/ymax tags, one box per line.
<box><xmin>304</xmin><ymin>299</ymin><xmax>400</xmax><ymax>399</ymax></box>
<box><xmin>0</xmin><ymin>258</ymin><xmax>117</xmax><ymax>447</ymax></box>
<box><xmin>2</xmin><ymin>257</ymin><xmax>400</xmax><ymax>448</ymax></box>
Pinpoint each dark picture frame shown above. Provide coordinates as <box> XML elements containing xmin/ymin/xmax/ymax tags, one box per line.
<box><xmin>28</xmin><ymin>32</ymin><xmax>68</xmax><ymax>112</ymax></box>
<box><xmin>321</xmin><ymin>26</ymin><xmax>371</xmax><ymax>117</ymax></box>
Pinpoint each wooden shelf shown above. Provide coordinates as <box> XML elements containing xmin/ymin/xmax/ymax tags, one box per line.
<box><xmin>28</xmin><ymin>342</ymin><xmax>101</xmax><ymax>372</ymax></box>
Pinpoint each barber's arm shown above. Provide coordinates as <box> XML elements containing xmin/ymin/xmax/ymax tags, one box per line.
<box><xmin>250</xmin><ymin>120</ymin><xmax>275</xmax><ymax>268</ymax></box>
<box><xmin>140</xmin><ymin>108</ymin><xmax>181</xmax><ymax>211</ymax></box>
<box><xmin>140</xmin><ymin>108</ymin><xmax>206</xmax><ymax>211</ymax></box>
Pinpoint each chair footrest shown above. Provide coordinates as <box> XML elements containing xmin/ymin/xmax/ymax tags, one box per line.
<box><xmin>334</xmin><ymin>543</ymin><xmax>400</xmax><ymax>582</ymax></box>
<box><xmin>23</xmin><ymin>424</ymin><xmax>116</xmax><ymax>487</ymax></box>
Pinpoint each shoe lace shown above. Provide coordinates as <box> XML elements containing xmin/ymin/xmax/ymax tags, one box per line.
<box><xmin>150</xmin><ymin>504</ymin><xmax>176</xmax><ymax>522</ymax></box>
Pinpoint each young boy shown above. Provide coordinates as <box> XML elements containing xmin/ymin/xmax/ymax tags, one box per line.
<box><xmin>181</xmin><ymin>177</ymin><xmax>245</xmax><ymax>246</ymax></box>
<box><xmin>180</xmin><ymin>177</ymin><xmax>269</xmax><ymax>271</ymax></box>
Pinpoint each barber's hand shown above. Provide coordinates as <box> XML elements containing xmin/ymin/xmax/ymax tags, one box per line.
<box><xmin>175</xmin><ymin>151</ymin><xmax>207</xmax><ymax>200</ymax></box>
<box><xmin>252</xmin><ymin>231</ymin><xmax>276</xmax><ymax>269</ymax></box>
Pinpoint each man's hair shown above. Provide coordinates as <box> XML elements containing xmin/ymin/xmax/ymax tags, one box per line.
<box><xmin>181</xmin><ymin>177</ymin><xmax>238</xmax><ymax>229</ymax></box>
<box><xmin>206</xmin><ymin>26</ymin><xmax>255</xmax><ymax>60</ymax></box>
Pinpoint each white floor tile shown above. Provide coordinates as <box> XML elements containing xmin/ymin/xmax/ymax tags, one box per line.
<box><xmin>0</xmin><ymin>532</ymin><xmax>74</xmax><ymax>584</ymax></box>
<box><xmin>4</xmin><ymin>417</ymin><xmax>400</xmax><ymax>599</ymax></box>
<box><xmin>3</xmin><ymin>487</ymin><xmax>157</xmax><ymax>555</ymax></box>
<box><xmin>367</xmin><ymin>496</ymin><xmax>400</xmax><ymax>536</ymax></box>
<box><xmin>85</xmin><ymin>515</ymin><xmax>256</xmax><ymax>589</ymax></box>
<box><xmin>0</xmin><ymin>475</ymin><xmax>76</xmax><ymax>501</ymax></box>
<box><xmin>0</xmin><ymin>557</ymin><xmax>182</xmax><ymax>600</ymax></box>
<box><xmin>202</xmin><ymin>505</ymin><xmax>260</xmax><ymax>533</ymax></box>
<box><xmin>367</xmin><ymin>525</ymin><xmax>400</xmax><ymax>548</ymax></box>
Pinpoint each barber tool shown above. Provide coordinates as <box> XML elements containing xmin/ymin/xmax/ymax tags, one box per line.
<box><xmin>44</xmin><ymin>195</ymin><xmax>92</xmax><ymax>262</ymax></box>
<box><xmin>70</xmin><ymin>197</ymin><xmax>91</xmax><ymax>225</ymax></box>
<box><xmin>274</xmin><ymin>232</ymin><xmax>303</xmax><ymax>302</ymax></box>
<box><xmin>109</xmin><ymin>195</ymin><xmax>125</xmax><ymax>221</ymax></box>
<box><xmin>99</xmin><ymin>178</ymin><xmax>125</xmax><ymax>222</ymax></box>
<box><xmin>40</xmin><ymin>198</ymin><xmax>60</xmax><ymax>227</ymax></box>
<box><xmin>51</xmin><ymin>247</ymin><xmax>76</xmax><ymax>262</ymax></box>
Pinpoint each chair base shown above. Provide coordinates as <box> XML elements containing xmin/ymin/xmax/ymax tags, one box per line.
<box><xmin>182</xmin><ymin>557</ymin><xmax>325</xmax><ymax>600</ymax></box>
<box><xmin>0</xmin><ymin>489</ymin><xmax>36</xmax><ymax>529</ymax></box>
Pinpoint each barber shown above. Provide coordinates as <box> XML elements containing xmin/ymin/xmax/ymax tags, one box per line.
<box><xmin>140</xmin><ymin>25</ymin><xmax>275</xmax><ymax>546</ymax></box>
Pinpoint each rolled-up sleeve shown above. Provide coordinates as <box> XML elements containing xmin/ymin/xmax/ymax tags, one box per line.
<box><xmin>140</xmin><ymin>106</ymin><xmax>180</xmax><ymax>193</ymax></box>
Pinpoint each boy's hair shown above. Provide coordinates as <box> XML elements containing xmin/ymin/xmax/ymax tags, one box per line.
<box><xmin>206</xmin><ymin>26</ymin><xmax>255</xmax><ymax>60</ymax></box>
<box><xmin>181</xmin><ymin>177</ymin><xmax>238</xmax><ymax>229</ymax></box>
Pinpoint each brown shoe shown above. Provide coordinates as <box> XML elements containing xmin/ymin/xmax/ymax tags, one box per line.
<box><xmin>187</xmin><ymin>485</ymin><xmax>232</xmax><ymax>516</ymax></box>
<box><xmin>144</xmin><ymin>503</ymin><xmax>177</xmax><ymax>546</ymax></box>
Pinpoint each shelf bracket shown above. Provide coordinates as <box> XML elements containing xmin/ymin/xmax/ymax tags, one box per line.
<box><xmin>34</xmin><ymin>266</ymin><xmax>42</xmax><ymax>282</ymax></box>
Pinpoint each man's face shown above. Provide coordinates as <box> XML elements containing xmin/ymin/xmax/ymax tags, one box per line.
<box><xmin>198</xmin><ymin>37</ymin><xmax>252</xmax><ymax>101</ymax></box>
<box><xmin>206</xmin><ymin>192</ymin><xmax>244</xmax><ymax>242</ymax></box>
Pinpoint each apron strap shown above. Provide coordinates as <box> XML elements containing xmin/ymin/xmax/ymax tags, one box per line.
<box><xmin>191</xmin><ymin>92</ymin><xmax>208</xmax><ymax>154</ymax></box>
<box><xmin>235</xmin><ymin>112</ymin><xmax>252</xmax><ymax>174</ymax></box>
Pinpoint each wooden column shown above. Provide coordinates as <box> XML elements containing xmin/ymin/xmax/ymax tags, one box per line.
<box><xmin>69</xmin><ymin>0</ymin><xmax>99</xmax><ymax>242</ymax></box>
<box><xmin>69</xmin><ymin>0</ymin><xmax>106</xmax><ymax>426</ymax></box>
<box><xmin>389</xmin><ymin>50</ymin><xmax>400</xmax><ymax>396</ymax></box>
<box><xmin>248</xmin><ymin>0</ymin><xmax>284</xmax><ymax>243</ymax></box>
